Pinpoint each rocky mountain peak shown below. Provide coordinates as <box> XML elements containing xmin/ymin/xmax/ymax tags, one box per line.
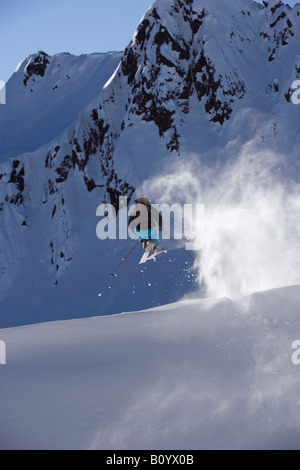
<box><xmin>0</xmin><ymin>0</ymin><xmax>299</xmax><ymax>326</ymax></box>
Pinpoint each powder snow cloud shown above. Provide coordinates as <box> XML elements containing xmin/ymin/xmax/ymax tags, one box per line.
<box><xmin>143</xmin><ymin>146</ymin><xmax>300</xmax><ymax>300</ymax></box>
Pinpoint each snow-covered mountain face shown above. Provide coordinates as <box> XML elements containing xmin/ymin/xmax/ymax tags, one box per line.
<box><xmin>0</xmin><ymin>0</ymin><xmax>300</xmax><ymax>327</ymax></box>
<box><xmin>0</xmin><ymin>51</ymin><xmax>123</xmax><ymax>162</ymax></box>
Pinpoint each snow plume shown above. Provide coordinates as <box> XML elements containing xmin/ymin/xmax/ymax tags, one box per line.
<box><xmin>143</xmin><ymin>148</ymin><xmax>300</xmax><ymax>299</ymax></box>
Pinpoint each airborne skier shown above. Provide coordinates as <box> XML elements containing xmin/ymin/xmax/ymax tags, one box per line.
<box><xmin>128</xmin><ymin>197</ymin><xmax>165</xmax><ymax>259</ymax></box>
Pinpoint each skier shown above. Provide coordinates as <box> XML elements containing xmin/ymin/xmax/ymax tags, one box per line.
<box><xmin>128</xmin><ymin>197</ymin><xmax>163</xmax><ymax>256</ymax></box>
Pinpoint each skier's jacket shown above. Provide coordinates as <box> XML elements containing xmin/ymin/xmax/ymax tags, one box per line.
<box><xmin>128</xmin><ymin>198</ymin><xmax>163</xmax><ymax>236</ymax></box>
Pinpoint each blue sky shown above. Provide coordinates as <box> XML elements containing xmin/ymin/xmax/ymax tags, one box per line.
<box><xmin>0</xmin><ymin>0</ymin><xmax>298</xmax><ymax>84</ymax></box>
<box><xmin>0</xmin><ymin>0</ymin><xmax>153</xmax><ymax>83</ymax></box>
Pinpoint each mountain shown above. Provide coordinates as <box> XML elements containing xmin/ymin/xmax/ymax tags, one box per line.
<box><xmin>1</xmin><ymin>284</ymin><xmax>300</xmax><ymax>450</ymax></box>
<box><xmin>0</xmin><ymin>51</ymin><xmax>123</xmax><ymax>162</ymax></box>
<box><xmin>0</xmin><ymin>0</ymin><xmax>300</xmax><ymax>328</ymax></box>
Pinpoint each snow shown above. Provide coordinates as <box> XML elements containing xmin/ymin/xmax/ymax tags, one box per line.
<box><xmin>1</xmin><ymin>284</ymin><xmax>300</xmax><ymax>450</ymax></box>
<box><xmin>0</xmin><ymin>51</ymin><xmax>122</xmax><ymax>162</ymax></box>
<box><xmin>1</xmin><ymin>0</ymin><xmax>300</xmax><ymax>450</ymax></box>
<box><xmin>1</xmin><ymin>0</ymin><xmax>300</xmax><ymax>327</ymax></box>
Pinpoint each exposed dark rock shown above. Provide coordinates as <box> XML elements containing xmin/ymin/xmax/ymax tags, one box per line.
<box><xmin>193</xmin><ymin>50</ymin><xmax>238</xmax><ymax>125</ymax></box>
<box><xmin>84</xmin><ymin>176</ymin><xmax>104</xmax><ymax>192</ymax></box>
<box><xmin>167</xmin><ymin>127</ymin><xmax>181</xmax><ymax>152</ymax></box>
<box><xmin>23</xmin><ymin>51</ymin><xmax>50</xmax><ymax>86</ymax></box>
<box><xmin>152</xmin><ymin>7</ymin><xmax>160</xmax><ymax>20</ymax></box>
<box><xmin>270</xmin><ymin>11</ymin><xmax>287</xmax><ymax>28</ymax></box>
<box><xmin>8</xmin><ymin>163</ymin><xmax>25</xmax><ymax>193</ymax></box>
<box><xmin>270</xmin><ymin>1</ymin><xmax>284</xmax><ymax>15</ymax></box>
<box><xmin>56</xmin><ymin>155</ymin><xmax>73</xmax><ymax>183</ymax></box>
<box><xmin>45</xmin><ymin>146</ymin><xmax>60</xmax><ymax>168</ymax></box>
<box><xmin>48</xmin><ymin>179</ymin><xmax>56</xmax><ymax>195</ymax></box>
<box><xmin>121</xmin><ymin>47</ymin><xmax>139</xmax><ymax>85</ymax></box>
<box><xmin>261</xmin><ymin>2</ymin><xmax>295</xmax><ymax>62</ymax></box>
<box><xmin>136</xmin><ymin>19</ymin><xmax>150</xmax><ymax>47</ymax></box>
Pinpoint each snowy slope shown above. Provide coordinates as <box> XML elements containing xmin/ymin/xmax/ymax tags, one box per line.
<box><xmin>0</xmin><ymin>0</ymin><xmax>300</xmax><ymax>328</ymax></box>
<box><xmin>1</xmin><ymin>284</ymin><xmax>300</xmax><ymax>450</ymax></box>
<box><xmin>0</xmin><ymin>51</ymin><xmax>122</xmax><ymax>162</ymax></box>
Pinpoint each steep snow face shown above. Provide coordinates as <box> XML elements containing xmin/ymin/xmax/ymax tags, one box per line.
<box><xmin>96</xmin><ymin>0</ymin><xmax>300</xmax><ymax>185</ymax></box>
<box><xmin>0</xmin><ymin>51</ymin><xmax>122</xmax><ymax>162</ymax></box>
<box><xmin>127</xmin><ymin>0</ymin><xmax>253</xmax><ymax>127</ymax></box>
<box><xmin>0</xmin><ymin>0</ymin><xmax>300</xmax><ymax>327</ymax></box>
<box><xmin>0</xmin><ymin>50</ymin><xmax>123</xmax><ymax>318</ymax></box>
<box><xmin>260</xmin><ymin>0</ymin><xmax>299</xmax><ymax>62</ymax></box>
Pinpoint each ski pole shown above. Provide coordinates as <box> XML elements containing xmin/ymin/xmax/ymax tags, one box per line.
<box><xmin>169</xmin><ymin>235</ymin><xmax>196</xmax><ymax>261</ymax></box>
<box><xmin>162</xmin><ymin>228</ymin><xmax>196</xmax><ymax>261</ymax></box>
<box><xmin>110</xmin><ymin>241</ymin><xmax>139</xmax><ymax>277</ymax></box>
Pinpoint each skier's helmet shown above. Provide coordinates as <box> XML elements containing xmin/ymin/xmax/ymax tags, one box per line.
<box><xmin>135</xmin><ymin>197</ymin><xmax>150</xmax><ymax>206</ymax></box>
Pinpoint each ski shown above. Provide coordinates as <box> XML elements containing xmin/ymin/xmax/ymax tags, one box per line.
<box><xmin>143</xmin><ymin>248</ymin><xmax>167</xmax><ymax>263</ymax></box>
<box><xmin>139</xmin><ymin>242</ymin><xmax>167</xmax><ymax>264</ymax></box>
<box><xmin>139</xmin><ymin>241</ymin><xmax>155</xmax><ymax>264</ymax></box>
